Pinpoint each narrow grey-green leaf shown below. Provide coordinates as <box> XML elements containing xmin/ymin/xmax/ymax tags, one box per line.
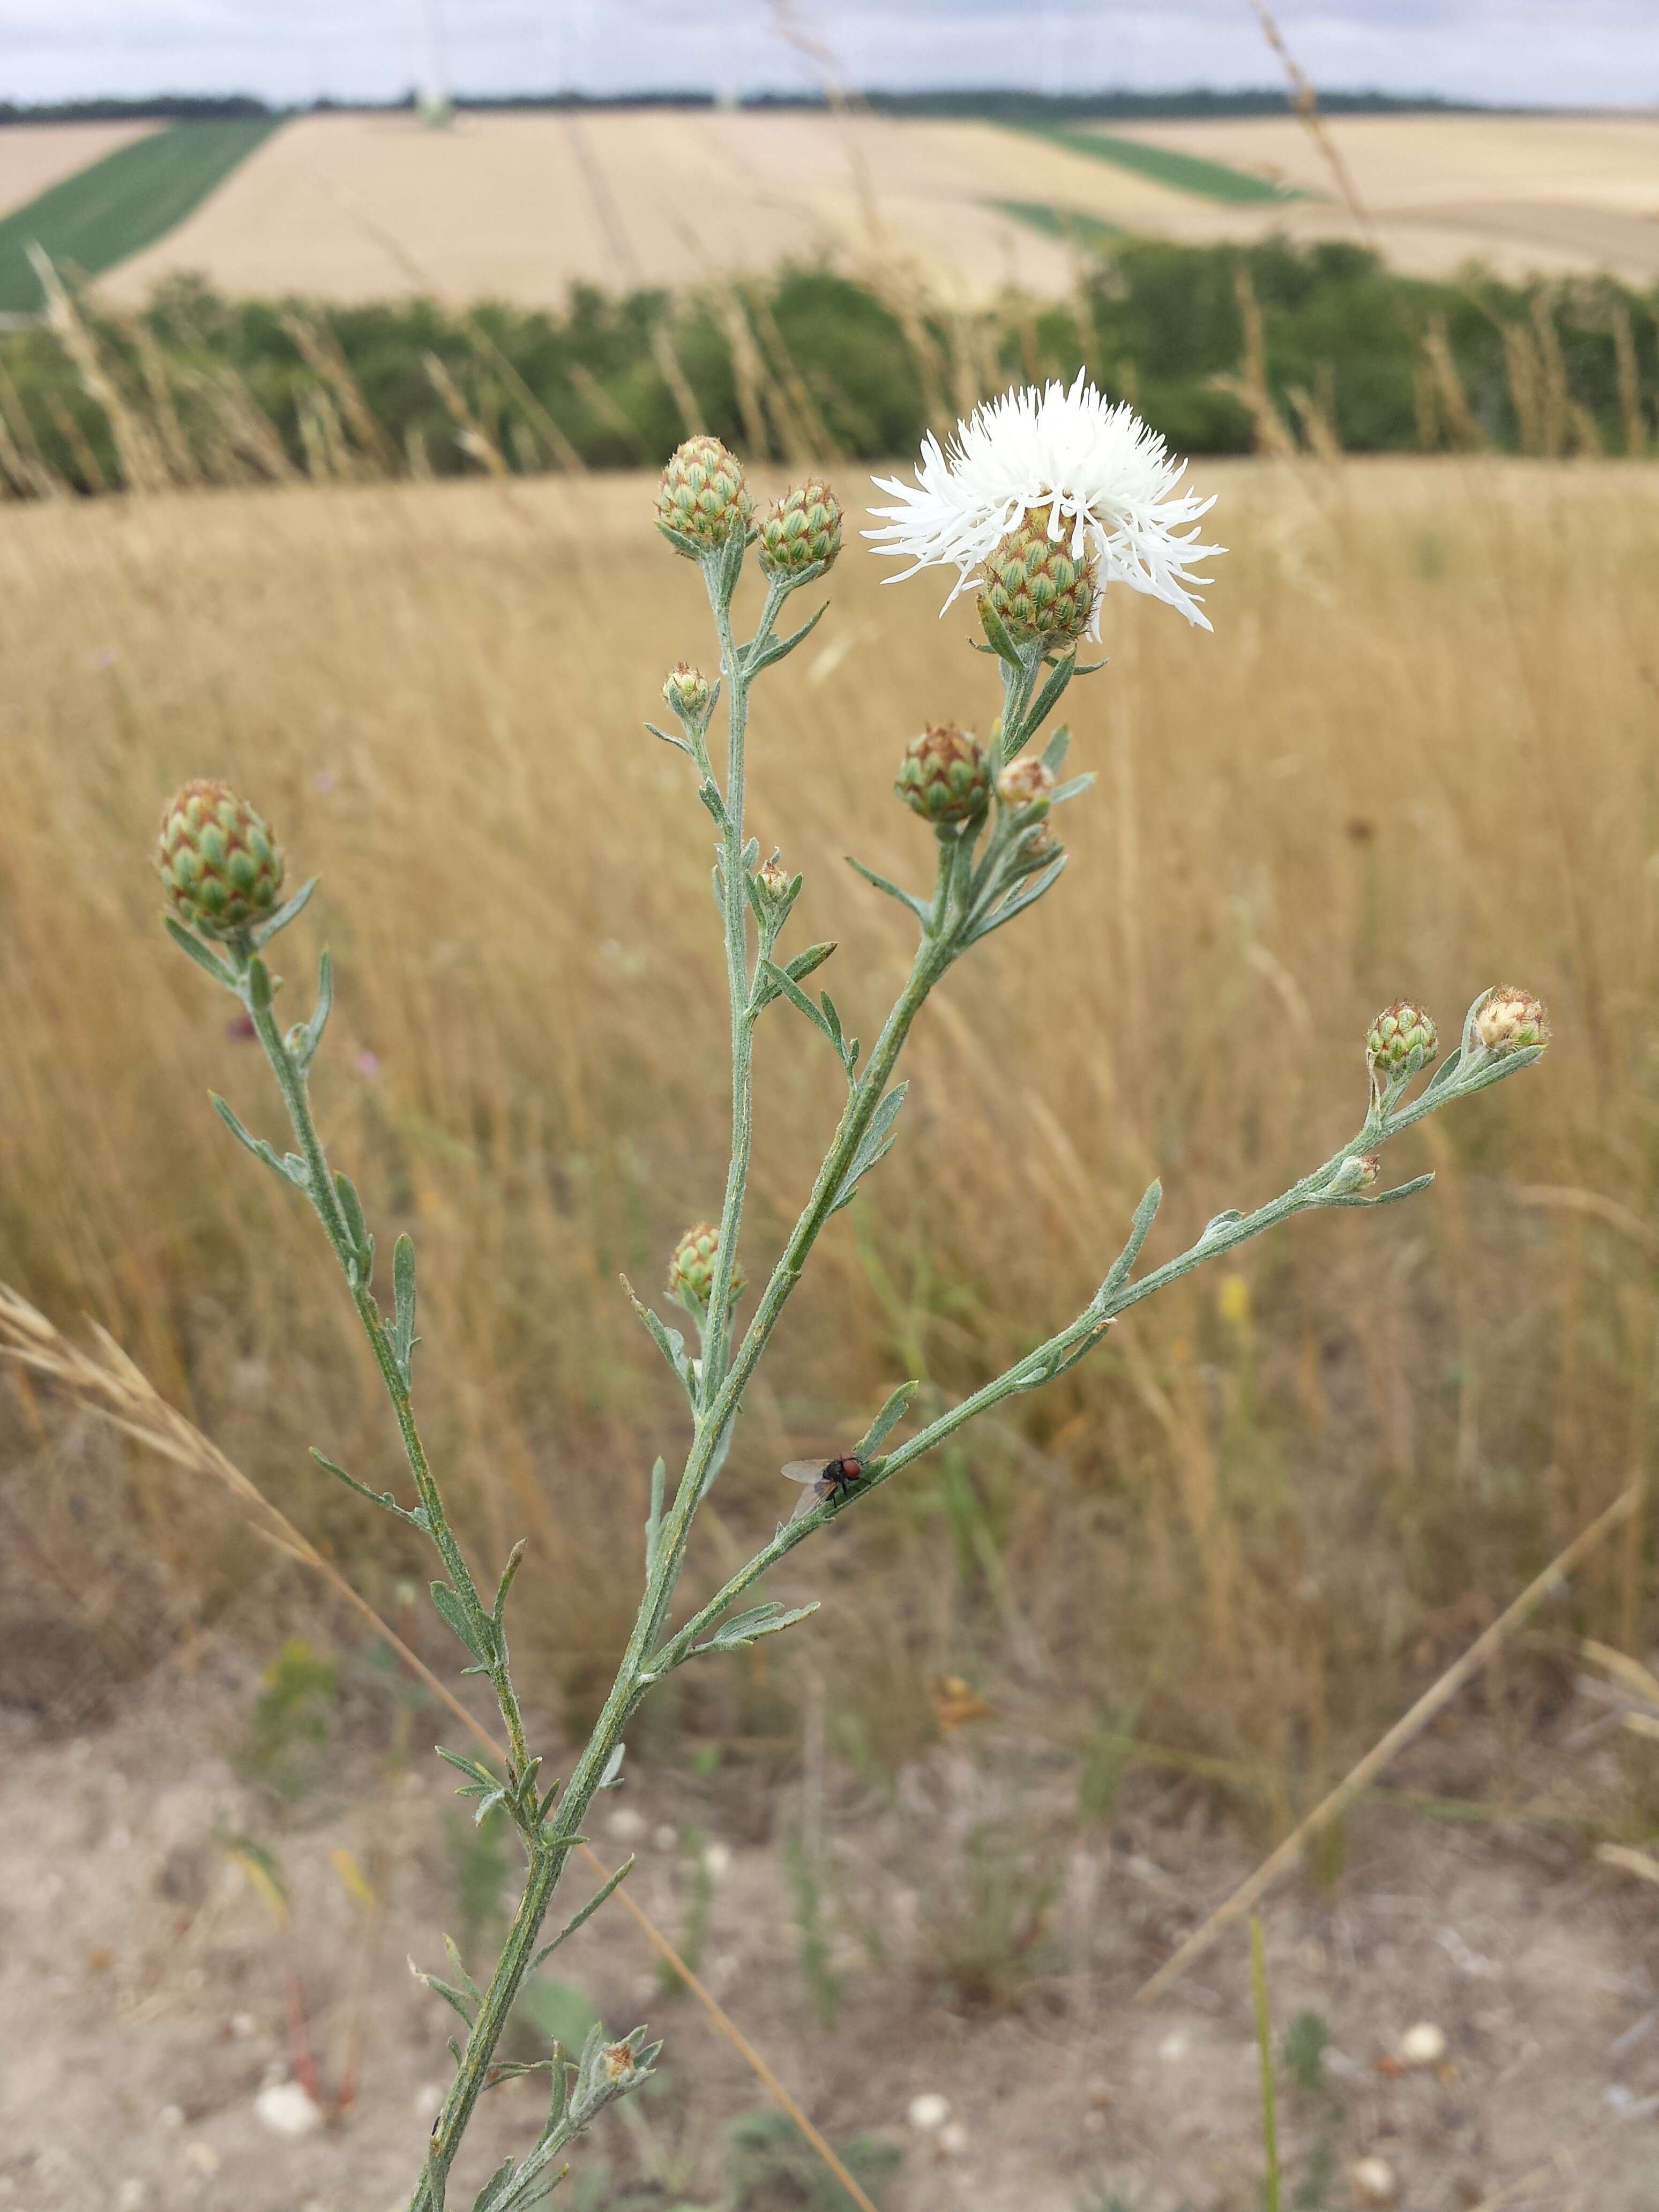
<box><xmin>693</xmin><ymin>1600</ymin><xmax>819</xmax><ymax>1654</ymax></box>
<box><xmin>251</xmin><ymin>875</ymin><xmax>318</xmax><ymax>946</ymax></box>
<box><xmin>969</xmin><ymin>854</ymin><xmax>1067</xmax><ymax>940</ymax></box>
<box><xmin>526</xmin><ymin>1855</ymin><xmax>636</xmax><ymax>1973</ymax></box>
<box><xmin>393</xmin><ymin>1232</ymin><xmax>419</xmax><ymax>1381</ymax></box>
<box><xmin>1099</xmin><ymin>1179</ymin><xmax>1162</xmax><ymax>1301</ymax></box>
<box><xmin>163</xmin><ymin>914</ymin><xmax>236</xmax><ymax>986</ymax></box>
<box><xmin>829</xmin><ymin>1083</ymin><xmax>908</xmax><ymax>1214</ymax></box>
<box><xmin>758</xmin><ymin>958</ymin><xmax>833</xmax><ymax>1038</ymax></box>
<box><xmin>209</xmin><ymin>1092</ymin><xmax>288</xmax><ymax>1179</ymax></box>
<box><xmin>845</xmin><ymin>854</ymin><xmax>932</xmax><ymax>923</ymax></box>
<box><xmin>309</xmin><ymin>1444</ymin><xmax>413</xmax><ymax>1519</ymax></box>
<box><xmin>855</xmin><ymin>1378</ymin><xmax>919</xmax><ymax>1459</ymax></box>
<box><xmin>784</xmin><ymin>941</ymin><xmax>836</xmax><ymax>987</ymax></box>
<box><xmin>430</xmin><ymin>1581</ymin><xmax>488</xmax><ymax>1662</ymax></box>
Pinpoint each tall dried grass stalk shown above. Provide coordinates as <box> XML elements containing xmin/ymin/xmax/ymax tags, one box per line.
<box><xmin>1137</xmin><ymin>1481</ymin><xmax>1642</xmax><ymax>2002</ymax></box>
<box><xmin>28</xmin><ymin>245</ymin><xmax>171</xmax><ymax>495</ymax></box>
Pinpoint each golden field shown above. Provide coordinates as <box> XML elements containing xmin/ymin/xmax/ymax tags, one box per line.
<box><xmin>0</xmin><ymin>119</ymin><xmax>156</xmax><ymax>219</ymax></box>
<box><xmin>1114</xmin><ymin>110</ymin><xmax>1659</xmax><ymax>282</ymax></box>
<box><xmin>88</xmin><ymin>105</ymin><xmax>1659</xmax><ymax>309</ymax></box>
<box><xmin>3</xmin><ymin>453</ymin><xmax>1657</xmax><ymax>1788</ymax></box>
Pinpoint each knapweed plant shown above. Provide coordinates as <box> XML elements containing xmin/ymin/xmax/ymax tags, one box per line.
<box><xmin>154</xmin><ymin>377</ymin><xmax>1548</xmax><ymax>2208</ymax></box>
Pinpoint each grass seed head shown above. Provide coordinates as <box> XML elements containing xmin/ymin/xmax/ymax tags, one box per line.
<box><xmin>156</xmin><ymin>778</ymin><xmax>284</xmax><ymax>936</ymax></box>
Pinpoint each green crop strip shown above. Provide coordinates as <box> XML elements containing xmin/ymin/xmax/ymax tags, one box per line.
<box><xmin>993</xmin><ymin>198</ymin><xmax>1126</xmax><ymax>252</ymax></box>
<box><xmin>0</xmin><ymin>119</ymin><xmax>282</xmax><ymax>313</ymax></box>
<box><xmin>1018</xmin><ymin>123</ymin><xmax>1310</xmax><ymax>206</ymax></box>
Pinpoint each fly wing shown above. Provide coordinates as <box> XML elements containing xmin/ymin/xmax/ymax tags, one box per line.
<box><xmin>788</xmin><ymin>1481</ymin><xmax>828</xmax><ymax>1523</ymax></box>
<box><xmin>779</xmin><ymin>1460</ymin><xmax>822</xmax><ymax>1484</ymax></box>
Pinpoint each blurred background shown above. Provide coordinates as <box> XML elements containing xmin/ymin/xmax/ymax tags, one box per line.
<box><xmin>3</xmin><ymin>6</ymin><xmax>1659</xmax><ymax>2209</ymax></box>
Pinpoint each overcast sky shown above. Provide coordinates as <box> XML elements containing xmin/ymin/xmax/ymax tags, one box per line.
<box><xmin>2</xmin><ymin>1</ymin><xmax>1654</xmax><ymax>113</ymax></box>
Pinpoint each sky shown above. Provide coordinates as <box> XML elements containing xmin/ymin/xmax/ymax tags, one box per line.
<box><xmin>1</xmin><ymin>1</ymin><xmax>1654</xmax><ymax>114</ymax></box>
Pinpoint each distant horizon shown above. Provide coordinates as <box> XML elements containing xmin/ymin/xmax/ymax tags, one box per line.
<box><xmin>10</xmin><ymin>3</ymin><xmax>1658</xmax><ymax>115</ymax></box>
<box><xmin>2</xmin><ymin>85</ymin><xmax>1651</xmax><ymax>122</ymax></box>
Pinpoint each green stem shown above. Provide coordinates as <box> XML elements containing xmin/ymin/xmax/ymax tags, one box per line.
<box><xmin>242</xmin><ymin>979</ymin><xmax>534</xmax><ymax>1789</ymax></box>
<box><xmin>1251</xmin><ymin>1913</ymin><xmax>1282</xmax><ymax>2212</ymax></box>
<box><xmin>410</xmin><ymin>1840</ymin><xmax>566</xmax><ymax>2211</ymax></box>
<box><xmin>696</xmin><ymin>571</ymin><xmax>772</xmax><ymax>1399</ymax></box>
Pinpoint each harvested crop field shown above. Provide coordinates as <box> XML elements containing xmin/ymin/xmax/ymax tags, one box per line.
<box><xmin>0</xmin><ymin>121</ymin><xmax>156</xmax><ymax>221</ymax></box>
<box><xmin>93</xmin><ymin>106</ymin><xmax>1659</xmax><ymax>310</ymax></box>
<box><xmin>0</xmin><ymin>119</ymin><xmax>284</xmax><ymax>313</ymax></box>
<box><xmin>1105</xmin><ymin>111</ymin><xmax>1659</xmax><ymax>283</ymax></box>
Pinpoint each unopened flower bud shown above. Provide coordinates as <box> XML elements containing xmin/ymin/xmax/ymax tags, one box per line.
<box><xmin>758</xmin><ymin>479</ymin><xmax>842</xmax><ymax>578</ymax></box>
<box><xmin>656</xmin><ymin>436</ymin><xmax>751</xmax><ymax>552</ymax></box>
<box><xmin>663</xmin><ymin>663</ymin><xmax>714</xmax><ymax>724</ymax></box>
<box><xmin>1366</xmin><ymin>999</ymin><xmax>1437</xmax><ymax>1081</ymax></box>
<box><xmin>600</xmin><ymin>2042</ymin><xmax>637</xmax><ymax>2084</ymax></box>
<box><xmin>1474</xmin><ymin>984</ymin><xmax>1548</xmax><ymax>1055</ymax></box>
<box><xmin>754</xmin><ymin>856</ymin><xmax>791</xmax><ymax>909</ymax></box>
<box><xmin>1356</xmin><ymin>1152</ymin><xmax>1382</xmax><ymax>1187</ymax></box>
<box><xmin>157</xmin><ymin>778</ymin><xmax>285</xmax><ymax>936</ymax></box>
<box><xmin>996</xmin><ymin>756</ymin><xmax>1055</xmax><ymax>817</ymax></box>
<box><xmin>978</xmin><ymin>509</ymin><xmax>1100</xmax><ymax>648</ymax></box>
<box><xmin>896</xmin><ymin>726</ymin><xmax>992</xmax><ymax>825</ymax></box>
<box><xmin>667</xmin><ymin>1222</ymin><xmax>744</xmax><ymax>1313</ymax></box>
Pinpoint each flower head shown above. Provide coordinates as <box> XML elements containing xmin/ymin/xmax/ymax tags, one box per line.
<box><xmin>866</xmin><ymin>371</ymin><xmax>1224</xmax><ymax>636</ymax></box>
<box><xmin>1474</xmin><ymin>985</ymin><xmax>1548</xmax><ymax>1056</ymax></box>
<box><xmin>759</xmin><ymin>479</ymin><xmax>843</xmax><ymax>578</ymax></box>
<box><xmin>157</xmin><ymin>779</ymin><xmax>285</xmax><ymax>936</ymax></box>
<box><xmin>656</xmin><ymin>436</ymin><xmax>750</xmax><ymax>553</ymax></box>
<box><xmin>996</xmin><ymin>756</ymin><xmax>1055</xmax><ymax>817</ymax></box>
<box><xmin>896</xmin><ymin>726</ymin><xmax>992</xmax><ymax>825</ymax></box>
<box><xmin>1366</xmin><ymin>1000</ymin><xmax>1438</xmax><ymax>1083</ymax></box>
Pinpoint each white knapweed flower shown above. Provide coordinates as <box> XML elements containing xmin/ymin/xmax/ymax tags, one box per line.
<box><xmin>866</xmin><ymin>371</ymin><xmax>1224</xmax><ymax>634</ymax></box>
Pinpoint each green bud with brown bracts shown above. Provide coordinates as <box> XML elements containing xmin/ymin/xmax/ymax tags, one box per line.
<box><xmin>758</xmin><ymin>479</ymin><xmax>842</xmax><ymax>579</ymax></box>
<box><xmin>667</xmin><ymin>1222</ymin><xmax>745</xmax><ymax>1316</ymax></box>
<box><xmin>895</xmin><ymin>726</ymin><xmax>992</xmax><ymax>826</ymax></box>
<box><xmin>996</xmin><ymin>756</ymin><xmax>1055</xmax><ymax>818</ymax></box>
<box><xmin>754</xmin><ymin>855</ymin><xmax>791</xmax><ymax>911</ymax></box>
<box><xmin>663</xmin><ymin>663</ymin><xmax>715</xmax><ymax>726</ymax></box>
<box><xmin>1366</xmin><ymin>999</ymin><xmax>1438</xmax><ymax>1083</ymax></box>
<box><xmin>157</xmin><ymin>779</ymin><xmax>285</xmax><ymax>937</ymax></box>
<box><xmin>655</xmin><ymin>436</ymin><xmax>751</xmax><ymax>552</ymax></box>
<box><xmin>1474</xmin><ymin>984</ymin><xmax>1548</xmax><ymax>1056</ymax></box>
<box><xmin>977</xmin><ymin>508</ymin><xmax>1100</xmax><ymax>648</ymax></box>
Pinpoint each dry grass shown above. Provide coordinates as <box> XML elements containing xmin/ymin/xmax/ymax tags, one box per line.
<box><xmin>3</xmin><ymin>457</ymin><xmax>1657</xmax><ymax>1809</ymax></box>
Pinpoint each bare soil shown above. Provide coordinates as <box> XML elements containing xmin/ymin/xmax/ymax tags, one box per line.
<box><xmin>4</xmin><ymin>1647</ymin><xmax>1659</xmax><ymax>2212</ymax></box>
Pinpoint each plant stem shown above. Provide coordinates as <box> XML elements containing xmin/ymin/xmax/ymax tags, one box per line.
<box><xmin>1251</xmin><ymin>1912</ymin><xmax>1282</xmax><ymax>2212</ymax></box>
<box><xmin>243</xmin><ymin>984</ymin><xmax>537</xmax><ymax>1793</ymax></box>
<box><xmin>648</xmin><ymin>1049</ymin><xmax>1533</xmax><ymax>1671</ymax></box>
<box><xmin>696</xmin><ymin>574</ymin><xmax>763</xmax><ymax>1399</ymax></box>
